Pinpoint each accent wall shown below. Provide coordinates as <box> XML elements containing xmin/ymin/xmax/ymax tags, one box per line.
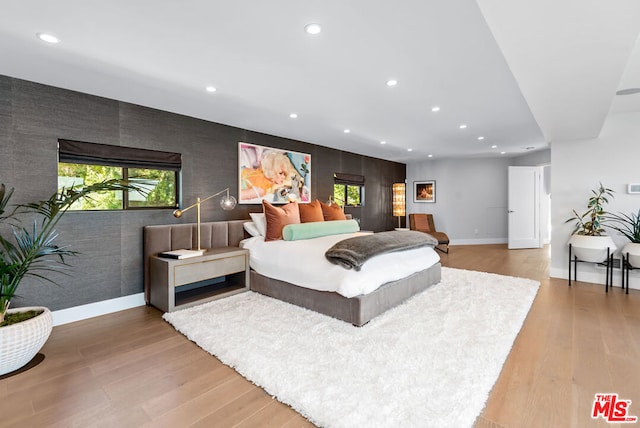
<box><xmin>0</xmin><ymin>75</ymin><xmax>405</xmax><ymax>311</ymax></box>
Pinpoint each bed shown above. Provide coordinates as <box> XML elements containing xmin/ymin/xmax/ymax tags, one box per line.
<box><xmin>143</xmin><ymin>219</ymin><xmax>441</xmax><ymax>326</ymax></box>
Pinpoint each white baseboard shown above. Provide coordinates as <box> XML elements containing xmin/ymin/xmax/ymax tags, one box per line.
<box><xmin>550</xmin><ymin>267</ymin><xmax>639</xmax><ymax>291</ymax></box>
<box><xmin>450</xmin><ymin>238</ymin><xmax>508</xmax><ymax>246</ymax></box>
<box><xmin>47</xmin><ymin>261</ymin><xmax>635</xmax><ymax>327</ymax></box>
<box><xmin>52</xmin><ymin>293</ymin><xmax>146</xmax><ymax>326</ymax></box>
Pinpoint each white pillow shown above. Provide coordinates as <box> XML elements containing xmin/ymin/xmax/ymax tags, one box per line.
<box><xmin>243</xmin><ymin>221</ymin><xmax>261</xmax><ymax>237</ymax></box>
<box><xmin>249</xmin><ymin>212</ymin><xmax>266</xmax><ymax>236</ymax></box>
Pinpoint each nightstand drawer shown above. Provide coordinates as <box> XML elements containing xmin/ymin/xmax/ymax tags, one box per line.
<box><xmin>174</xmin><ymin>254</ymin><xmax>246</xmax><ymax>286</ymax></box>
<box><xmin>149</xmin><ymin>247</ymin><xmax>249</xmax><ymax>312</ymax></box>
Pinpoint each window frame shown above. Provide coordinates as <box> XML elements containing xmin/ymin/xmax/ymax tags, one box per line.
<box><xmin>58</xmin><ymin>139</ymin><xmax>181</xmax><ymax>211</ymax></box>
<box><xmin>333</xmin><ymin>173</ymin><xmax>365</xmax><ymax>207</ymax></box>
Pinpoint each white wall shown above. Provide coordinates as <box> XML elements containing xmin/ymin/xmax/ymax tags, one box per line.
<box><xmin>406</xmin><ymin>157</ymin><xmax>511</xmax><ymax>244</ymax></box>
<box><xmin>406</xmin><ymin>149</ymin><xmax>550</xmax><ymax>246</ymax></box>
<box><xmin>511</xmin><ymin>150</ymin><xmax>551</xmax><ymax>167</ymax></box>
<box><xmin>551</xmin><ymin>111</ymin><xmax>640</xmax><ymax>289</ymax></box>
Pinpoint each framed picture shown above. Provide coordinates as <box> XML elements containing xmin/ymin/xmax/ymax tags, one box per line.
<box><xmin>414</xmin><ymin>180</ymin><xmax>435</xmax><ymax>203</ymax></box>
<box><xmin>238</xmin><ymin>142</ymin><xmax>311</xmax><ymax>204</ymax></box>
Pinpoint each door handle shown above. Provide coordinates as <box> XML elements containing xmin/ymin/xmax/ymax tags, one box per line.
<box><xmin>508</xmin><ymin>210</ymin><xmax>515</xmax><ymax>213</ymax></box>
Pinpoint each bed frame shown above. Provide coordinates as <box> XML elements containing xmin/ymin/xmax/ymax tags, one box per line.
<box><xmin>144</xmin><ymin>220</ymin><xmax>442</xmax><ymax>326</ymax></box>
<box><xmin>251</xmin><ymin>264</ymin><xmax>441</xmax><ymax>326</ymax></box>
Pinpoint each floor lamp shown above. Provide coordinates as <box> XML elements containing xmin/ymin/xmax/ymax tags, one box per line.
<box><xmin>173</xmin><ymin>188</ymin><xmax>237</xmax><ymax>251</ymax></box>
<box><xmin>392</xmin><ymin>183</ymin><xmax>406</xmax><ymax>228</ymax></box>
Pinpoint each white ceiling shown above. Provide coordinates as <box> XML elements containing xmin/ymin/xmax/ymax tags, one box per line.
<box><xmin>1</xmin><ymin>1</ymin><xmax>639</xmax><ymax>163</ymax></box>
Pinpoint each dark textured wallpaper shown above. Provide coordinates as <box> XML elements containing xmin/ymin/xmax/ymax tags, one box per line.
<box><xmin>0</xmin><ymin>75</ymin><xmax>405</xmax><ymax>310</ymax></box>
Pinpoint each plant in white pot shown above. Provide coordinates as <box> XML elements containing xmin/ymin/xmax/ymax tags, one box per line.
<box><xmin>565</xmin><ymin>183</ymin><xmax>617</xmax><ymax>263</ymax></box>
<box><xmin>607</xmin><ymin>209</ymin><xmax>640</xmax><ymax>268</ymax></box>
<box><xmin>0</xmin><ymin>180</ymin><xmax>140</xmax><ymax>376</ymax></box>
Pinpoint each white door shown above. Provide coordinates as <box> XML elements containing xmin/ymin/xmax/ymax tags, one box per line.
<box><xmin>508</xmin><ymin>166</ymin><xmax>541</xmax><ymax>249</ymax></box>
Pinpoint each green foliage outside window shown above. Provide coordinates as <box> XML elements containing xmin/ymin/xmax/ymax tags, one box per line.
<box><xmin>128</xmin><ymin>168</ymin><xmax>176</xmax><ymax>208</ymax></box>
<box><xmin>346</xmin><ymin>185</ymin><xmax>362</xmax><ymax>206</ymax></box>
<box><xmin>58</xmin><ymin>163</ymin><xmax>122</xmax><ymax>210</ymax></box>
<box><xmin>58</xmin><ymin>163</ymin><xmax>176</xmax><ymax>210</ymax></box>
<box><xmin>333</xmin><ymin>184</ymin><xmax>364</xmax><ymax>207</ymax></box>
<box><xmin>333</xmin><ymin>184</ymin><xmax>345</xmax><ymax>206</ymax></box>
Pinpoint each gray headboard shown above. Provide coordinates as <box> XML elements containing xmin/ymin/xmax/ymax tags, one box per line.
<box><xmin>143</xmin><ymin>220</ymin><xmax>249</xmax><ymax>304</ymax></box>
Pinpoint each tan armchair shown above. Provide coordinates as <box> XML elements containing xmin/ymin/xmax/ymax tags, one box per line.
<box><xmin>409</xmin><ymin>214</ymin><xmax>450</xmax><ymax>253</ymax></box>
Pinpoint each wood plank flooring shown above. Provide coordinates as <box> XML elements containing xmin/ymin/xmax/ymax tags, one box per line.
<box><xmin>1</xmin><ymin>244</ymin><xmax>638</xmax><ymax>427</ymax></box>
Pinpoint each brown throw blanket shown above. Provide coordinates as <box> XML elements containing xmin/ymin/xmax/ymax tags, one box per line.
<box><xmin>325</xmin><ymin>230</ymin><xmax>438</xmax><ymax>271</ymax></box>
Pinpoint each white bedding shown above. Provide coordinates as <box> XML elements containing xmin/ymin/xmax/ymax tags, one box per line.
<box><xmin>240</xmin><ymin>232</ymin><xmax>441</xmax><ymax>298</ymax></box>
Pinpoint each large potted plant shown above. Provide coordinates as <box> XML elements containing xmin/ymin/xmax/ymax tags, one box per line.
<box><xmin>565</xmin><ymin>183</ymin><xmax>617</xmax><ymax>263</ymax></box>
<box><xmin>607</xmin><ymin>209</ymin><xmax>640</xmax><ymax>268</ymax></box>
<box><xmin>0</xmin><ymin>180</ymin><xmax>139</xmax><ymax>376</ymax></box>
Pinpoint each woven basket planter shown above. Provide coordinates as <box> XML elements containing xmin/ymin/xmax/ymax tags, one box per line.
<box><xmin>0</xmin><ymin>306</ymin><xmax>53</xmax><ymax>376</ymax></box>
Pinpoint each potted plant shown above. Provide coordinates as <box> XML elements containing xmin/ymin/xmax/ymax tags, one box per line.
<box><xmin>0</xmin><ymin>180</ymin><xmax>140</xmax><ymax>376</ymax></box>
<box><xmin>565</xmin><ymin>183</ymin><xmax>617</xmax><ymax>263</ymax></box>
<box><xmin>607</xmin><ymin>209</ymin><xmax>640</xmax><ymax>268</ymax></box>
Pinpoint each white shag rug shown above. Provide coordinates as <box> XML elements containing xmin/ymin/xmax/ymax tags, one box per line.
<box><xmin>163</xmin><ymin>267</ymin><xmax>540</xmax><ymax>428</ymax></box>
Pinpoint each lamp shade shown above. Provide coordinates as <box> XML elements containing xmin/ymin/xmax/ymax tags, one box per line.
<box><xmin>220</xmin><ymin>194</ymin><xmax>237</xmax><ymax>210</ymax></box>
<box><xmin>392</xmin><ymin>183</ymin><xmax>406</xmax><ymax>217</ymax></box>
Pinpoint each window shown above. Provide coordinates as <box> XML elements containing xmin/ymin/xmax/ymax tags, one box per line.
<box><xmin>58</xmin><ymin>139</ymin><xmax>181</xmax><ymax>210</ymax></box>
<box><xmin>333</xmin><ymin>173</ymin><xmax>365</xmax><ymax>207</ymax></box>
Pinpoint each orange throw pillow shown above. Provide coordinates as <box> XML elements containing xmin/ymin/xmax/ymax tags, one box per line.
<box><xmin>298</xmin><ymin>200</ymin><xmax>324</xmax><ymax>223</ymax></box>
<box><xmin>319</xmin><ymin>201</ymin><xmax>347</xmax><ymax>221</ymax></box>
<box><xmin>262</xmin><ymin>200</ymin><xmax>301</xmax><ymax>241</ymax></box>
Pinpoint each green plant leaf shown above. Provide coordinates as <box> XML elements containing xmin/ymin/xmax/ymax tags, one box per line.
<box><xmin>567</xmin><ymin>183</ymin><xmax>614</xmax><ymax>237</ymax></box>
<box><xmin>1</xmin><ymin>179</ymin><xmax>143</xmax><ymax>317</ymax></box>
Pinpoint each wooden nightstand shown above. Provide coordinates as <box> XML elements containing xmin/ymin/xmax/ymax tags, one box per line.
<box><xmin>149</xmin><ymin>246</ymin><xmax>249</xmax><ymax>312</ymax></box>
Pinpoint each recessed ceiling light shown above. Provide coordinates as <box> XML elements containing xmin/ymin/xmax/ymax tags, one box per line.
<box><xmin>477</xmin><ymin>136</ymin><xmax>484</xmax><ymax>140</ymax></box>
<box><xmin>343</xmin><ymin>129</ymin><xmax>351</xmax><ymax>134</ymax></box>
<box><xmin>36</xmin><ymin>32</ymin><xmax>60</xmax><ymax>44</ymax></box>
<box><xmin>386</xmin><ymin>79</ymin><xmax>398</xmax><ymax>87</ymax></box>
<box><xmin>205</xmin><ymin>86</ymin><xmax>217</xmax><ymax>93</ymax></box>
<box><xmin>304</xmin><ymin>23</ymin><xmax>322</xmax><ymax>35</ymax></box>
<box><xmin>459</xmin><ymin>124</ymin><xmax>467</xmax><ymax>129</ymax></box>
<box><xmin>500</xmin><ymin>151</ymin><xmax>506</xmax><ymax>155</ymax></box>
<box><xmin>380</xmin><ymin>140</ymin><xmax>386</xmax><ymax>145</ymax></box>
<box><xmin>407</xmin><ymin>148</ymin><xmax>413</xmax><ymax>152</ymax></box>
<box><xmin>491</xmin><ymin>145</ymin><xmax>497</xmax><ymax>149</ymax></box>
<box><xmin>431</xmin><ymin>106</ymin><xmax>440</xmax><ymax>112</ymax></box>
<box><xmin>289</xmin><ymin>113</ymin><xmax>298</xmax><ymax>119</ymax></box>
<box><xmin>428</xmin><ymin>154</ymin><xmax>433</xmax><ymax>158</ymax></box>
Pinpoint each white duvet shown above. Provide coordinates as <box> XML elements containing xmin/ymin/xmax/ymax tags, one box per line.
<box><xmin>240</xmin><ymin>232</ymin><xmax>441</xmax><ymax>298</ymax></box>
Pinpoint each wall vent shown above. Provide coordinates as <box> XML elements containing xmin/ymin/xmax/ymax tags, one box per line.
<box><xmin>595</xmin><ymin>258</ymin><xmax>621</xmax><ymax>270</ymax></box>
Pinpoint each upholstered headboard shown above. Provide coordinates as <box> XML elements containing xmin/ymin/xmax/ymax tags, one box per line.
<box><xmin>143</xmin><ymin>220</ymin><xmax>249</xmax><ymax>304</ymax></box>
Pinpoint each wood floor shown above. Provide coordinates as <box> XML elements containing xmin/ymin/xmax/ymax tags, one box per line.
<box><xmin>1</xmin><ymin>244</ymin><xmax>639</xmax><ymax>427</ymax></box>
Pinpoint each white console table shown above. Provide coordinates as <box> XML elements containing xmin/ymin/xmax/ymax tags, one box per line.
<box><xmin>149</xmin><ymin>246</ymin><xmax>249</xmax><ymax>312</ymax></box>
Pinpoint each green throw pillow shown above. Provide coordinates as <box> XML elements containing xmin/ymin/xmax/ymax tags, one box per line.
<box><xmin>282</xmin><ymin>219</ymin><xmax>360</xmax><ymax>241</ymax></box>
